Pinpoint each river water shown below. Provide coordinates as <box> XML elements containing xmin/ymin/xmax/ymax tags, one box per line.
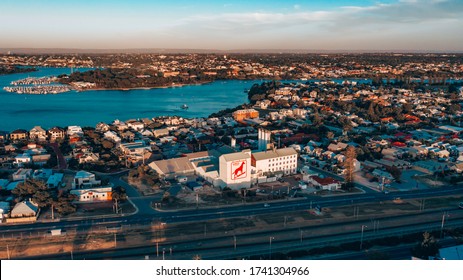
<box><xmin>0</xmin><ymin>67</ymin><xmax>257</xmax><ymax>131</ymax></box>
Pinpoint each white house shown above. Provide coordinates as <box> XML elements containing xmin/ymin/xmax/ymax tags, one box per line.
<box><xmin>127</xmin><ymin>121</ymin><xmax>144</xmax><ymax>131</ymax></box>
<box><xmin>70</xmin><ymin>171</ymin><xmax>112</xmax><ymax>202</ymax></box>
<box><xmin>14</xmin><ymin>154</ymin><xmax>32</xmax><ymax>167</ymax></box>
<box><xmin>72</xmin><ymin>171</ymin><xmax>101</xmax><ymax>189</ymax></box>
<box><xmin>104</xmin><ymin>131</ymin><xmax>121</xmax><ymax>144</ymax></box>
<box><xmin>67</xmin><ymin>126</ymin><xmax>83</xmax><ymax>136</ymax></box>
<box><xmin>307</xmin><ymin>176</ymin><xmax>341</xmax><ymax>191</ymax></box>
<box><xmin>95</xmin><ymin>122</ymin><xmax>110</xmax><ymax>133</ymax></box>
<box><xmin>70</xmin><ymin>187</ymin><xmax>112</xmax><ymax>202</ymax></box>
<box><xmin>29</xmin><ymin>126</ymin><xmax>47</xmax><ymax>141</ymax></box>
<box><xmin>0</xmin><ymin>201</ymin><xmax>10</xmax><ymax>223</ymax></box>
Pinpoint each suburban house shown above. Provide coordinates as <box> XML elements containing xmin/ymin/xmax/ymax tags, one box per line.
<box><xmin>66</xmin><ymin>126</ymin><xmax>83</xmax><ymax>136</ymax></box>
<box><xmin>70</xmin><ymin>171</ymin><xmax>112</xmax><ymax>202</ymax></box>
<box><xmin>327</xmin><ymin>142</ymin><xmax>348</xmax><ymax>152</ymax></box>
<box><xmin>153</xmin><ymin>128</ymin><xmax>170</xmax><ymax>138</ymax></box>
<box><xmin>0</xmin><ymin>131</ymin><xmax>9</xmax><ymax>142</ymax></box>
<box><xmin>95</xmin><ymin>122</ymin><xmax>110</xmax><ymax>133</ymax></box>
<box><xmin>0</xmin><ymin>201</ymin><xmax>10</xmax><ymax>223</ymax></box>
<box><xmin>127</xmin><ymin>121</ymin><xmax>144</xmax><ymax>131</ymax></box>
<box><xmin>72</xmin><ymin>171</ymin><xmax>101</xmax><ymax>189</ymax></box>
<box><xmin>9</xmin><ymin>200</ymin><xmax>39</xmax><ymax>222</ymax></box>
<box><xmin>307</xmin><ymin>176</ymin><xmax>341</xmax><ymax>191</ymax></box>
<box><xmin>29</xmin><ymin>126</ymin><xmax>47</xmax><ymax>142</ymax></box>
<box><xmin>46</xmin><ymin>173</ymin><xmax>64</xmax><ymax>188</ymax></box>
<box><xmin>10</xmin><ymin>129</ymin><xmax>28</xmax><ymax>141</ymax></box>
<box><xmin>48</xmin><ymin>127</ymin><xmax>66</xmax><ymax>142</ymax></box>
<box><xmin>104</xmin><ymin>131</ymin><xmax>121</xmax><ymax>144</ymax></box>
<box><xmin>14</xmin><ymin>154</ymin><xmax>32</xmax><ymax>167</ymax></box>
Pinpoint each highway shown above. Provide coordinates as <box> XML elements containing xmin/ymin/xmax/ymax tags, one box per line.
<box><xmin>1</xmin><ymin>178</ymin><xmax>463</xmax><ymax>236</ymax></box>
<box><xmin>2</xmin><ymin>172</ymin><xmax>463</xmax><ymax>259</ymax></box>
<box><xmin>15</xmin><ymin>209</ymin><xmax>463</xmax><ymax>260</ymax></box>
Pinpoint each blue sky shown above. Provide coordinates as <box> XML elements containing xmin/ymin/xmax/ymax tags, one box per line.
<box><xmin>0</xmin><ymin>0</ymin><xmax>462</xmax><ymax>51</ymax></box>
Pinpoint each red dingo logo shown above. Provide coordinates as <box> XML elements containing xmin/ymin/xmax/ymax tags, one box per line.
<box><xmin>231</xmin><ymin>160</ymin><xmax>247</xmax><ymax>180</ymax></box>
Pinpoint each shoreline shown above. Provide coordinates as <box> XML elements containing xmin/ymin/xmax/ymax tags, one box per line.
<box><xmin>72</xmin><ymin>80</ymin><xmax>214</xmax><ymax>92</ymax></box>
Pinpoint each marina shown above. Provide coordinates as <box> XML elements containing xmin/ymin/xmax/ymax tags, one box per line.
<box><xmin>3</xmin><ymin>85</ymin><xmax>71</xmax><ymax>94</ymax></box>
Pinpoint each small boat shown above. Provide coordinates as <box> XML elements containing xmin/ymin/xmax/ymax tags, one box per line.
<box><xmin>181</xmin><ymin>104</ymin><xmax>188</xmax><ymax>109</ymax></box>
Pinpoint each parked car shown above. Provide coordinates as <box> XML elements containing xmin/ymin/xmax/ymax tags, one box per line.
<box><xmin>459</xmin><ymin>202</ymin><xmax>463</xmax><ymax>209</ymax></box>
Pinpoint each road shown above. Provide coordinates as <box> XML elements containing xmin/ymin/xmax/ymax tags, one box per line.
<box><xmin>15</xmin><ymin>210</ymin><xmax>463</xmax><ymax>260</ymax></box>
<box><xmin>49</xmin><ymin>142</ymin><xmax>67</xmax><ymax>170</ymax></box>
<box><xmin>2</xmin><ymin>171</ymin><xmax>463</xmax><ymax>259</ymax></box>
<box><xmin>2</xmin><ymin>180</ymin><xmax>463</xmax><ymax>235</ymax></box>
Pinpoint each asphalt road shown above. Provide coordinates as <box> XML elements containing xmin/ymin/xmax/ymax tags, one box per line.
<box><xmin>2</xmin><ymin>181</ymin><xmax>463</xmax><ymax>238</ymax></box>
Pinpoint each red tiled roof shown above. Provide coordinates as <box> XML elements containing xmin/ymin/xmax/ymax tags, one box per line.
<box><xmin>312</xmin><ymin>176</ymin><xmax>339</xmax><ymax>186</ymax></box>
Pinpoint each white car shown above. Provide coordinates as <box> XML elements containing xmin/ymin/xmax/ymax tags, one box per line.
<box><xmin>264</xmin><ymin>203</ymin><xmax>270</xmax><ymax>208</ymax></box>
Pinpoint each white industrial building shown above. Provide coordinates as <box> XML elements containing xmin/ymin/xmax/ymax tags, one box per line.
<box><xmin>258</xmin><ymin>128</ymin><xmax>271</xmax><ymax>151</ymax></box>
<box><xmin>251</xmin><ymin>147</ymin><xmax>298</xmax><ymax>177</ymax></box>
<box><xmin>218</xmin><ymin>150</ymin><xmax>252</xmax><ymax>190</ymax></box>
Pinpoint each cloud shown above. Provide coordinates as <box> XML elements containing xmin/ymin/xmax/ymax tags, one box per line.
<box><xmin>176</xmin><ymin>0</ymin><xmax>462</xmax><ymax>31</ymax></box>
<box><xmin>155</xmin><ymin>0</ymin><xmax>463</xmax><ymax>50</ymax></box>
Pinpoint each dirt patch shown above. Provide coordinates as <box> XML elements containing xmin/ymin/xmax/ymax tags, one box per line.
<box><xmin>126</xmin><ymin>176</ymin><xmax>162</xmax><ymax>196</ymax></box>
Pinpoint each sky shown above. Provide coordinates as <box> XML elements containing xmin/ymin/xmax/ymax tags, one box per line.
<box><xmin>0</xmin><ymin>0</ymin><xmax>462</xmax><ymax>51</ymax></box>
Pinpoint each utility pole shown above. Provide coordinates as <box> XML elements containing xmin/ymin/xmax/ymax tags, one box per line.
<box><xmin>441</xmin><ymin>212</ymin><xmax>449</xmax><ymax>239</ymax></box>
<box><xmin>51</xmin><ymin>204</ymin><xmax>54</xmax><ymax>220</ymax></box>
<box><xmin>233</xmin><ymin>235</ymin><xmax>237</xmax><ymax>251</ymax></box>
<box><xmin>204</xmin><ymin>224</ymin><xmax>207</xmax><ymax>237</ymax></box>
<box><xmin>70</xmin><ymin>249</ymin><xmax>73</xmax><ymax>260</ymax></box>
<box><xmin>269</xmin><ymin>236</ymin><xmax>274</xmax><ymax>259</ymax></box>
<box><xmin>300</xmin><ymin>229</ymin><xmax>303</xmax><ymax>243</ymax></box>
<box><xmin>7</xmin><ymin>244</ymin><xmax>10</xmax><ymax>260</ymax></box>
<box><xmin>360</xmin><ymin>225</ymin><xmax>367</xmax><ymax>250</ymax></box>
<box><xmin>156</xmin><ymin>242</ymin><xmax>159</xmax><ymax>257</ymax></box>
<box><xmin>114</xmin><ymin>232</ymin><xmax>117</xmax><ymax>248</ymax></box>
<box><xmin>162</xmin><ymin>248</ymin><xmax>165</xmax><ymax>260</ymax></box>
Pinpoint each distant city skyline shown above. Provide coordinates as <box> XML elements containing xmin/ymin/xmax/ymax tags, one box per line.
<box><xmin>1</xmin><ymin>0</ymin><xmax>462</xmax><ymax>52</ymax></box>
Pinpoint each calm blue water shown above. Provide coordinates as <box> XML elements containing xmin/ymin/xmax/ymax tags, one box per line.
<box><xmin>0</xmin><ymin>67</ymin><xmax>257</xmax><ymax>131</ymax></box>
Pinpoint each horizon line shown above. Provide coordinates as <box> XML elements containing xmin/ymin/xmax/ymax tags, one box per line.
<box><xmin>1</xmin><ymin>47</ymin><xmax>463</xmax><ymax>55</ymax></box>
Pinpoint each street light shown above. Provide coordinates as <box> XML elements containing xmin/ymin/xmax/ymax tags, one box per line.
<box><xmin>360</xmin><ymin>225</ymin><xmax>367</xmax><ymax>250</ymax></box>
<box><xmin>233</xmin><ymin>235</ymin><xmax>237</xmax><ymax>251</ymax></box>
<box><xmin>269</xmin><ymin>236</ymin><xmax>275</xmax><ymax>259</ymax></box>
<box><xmin>162</xmin><ymin>248</ymin><xmax>165</xmax><ymax>260</ymax></box>
<box><xmin>441</xmin><ymin>211</ymin><xmax>450</xmax><ymax>239</ymax></box>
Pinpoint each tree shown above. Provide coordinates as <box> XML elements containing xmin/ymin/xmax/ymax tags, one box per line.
<box><xmin>33</xmin><ymin>190</ymin><xmax>52</xmax><ymax>207</ymax></box>
<box><xmin>411</xmin><ymin>232</ymin><xmax>438</xmax><ymax>259</ymax></box>
<box><xmin>326</xmin><ymin>131</ymin><xmax>335</xmax><ymax>140</ymax></box>
<box><xmin>386</xmin><ymin>166</ymin><xmax>402</xmax><ymax>182</ymax></box>
<box><xmin>53</xmin><ymin>194</ymin><xmax>77</xmax><ymax>215</ymax></box>
<box><xmin>12</xmin><ymin>179</ymin><xmax>48</xmax><ymax>197</ymax></box>
<box><xmin>344</xmin><ymin>146</ymin><xmax>357</xmax><ymax>188</ymax></box>
<box><xmin>102</xmin><ymin>140</ymin><xmax>115</xmax><ymax>150</ymax></box>
<box><xmin>311</xmin><ymin>113</ymin><xmax>324</xmax><ymax>127</ymax></box>
<box><xmin>112</xmin><ymin>186</ymin><xmax>127</xmax><ymax>202</ymax></box>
